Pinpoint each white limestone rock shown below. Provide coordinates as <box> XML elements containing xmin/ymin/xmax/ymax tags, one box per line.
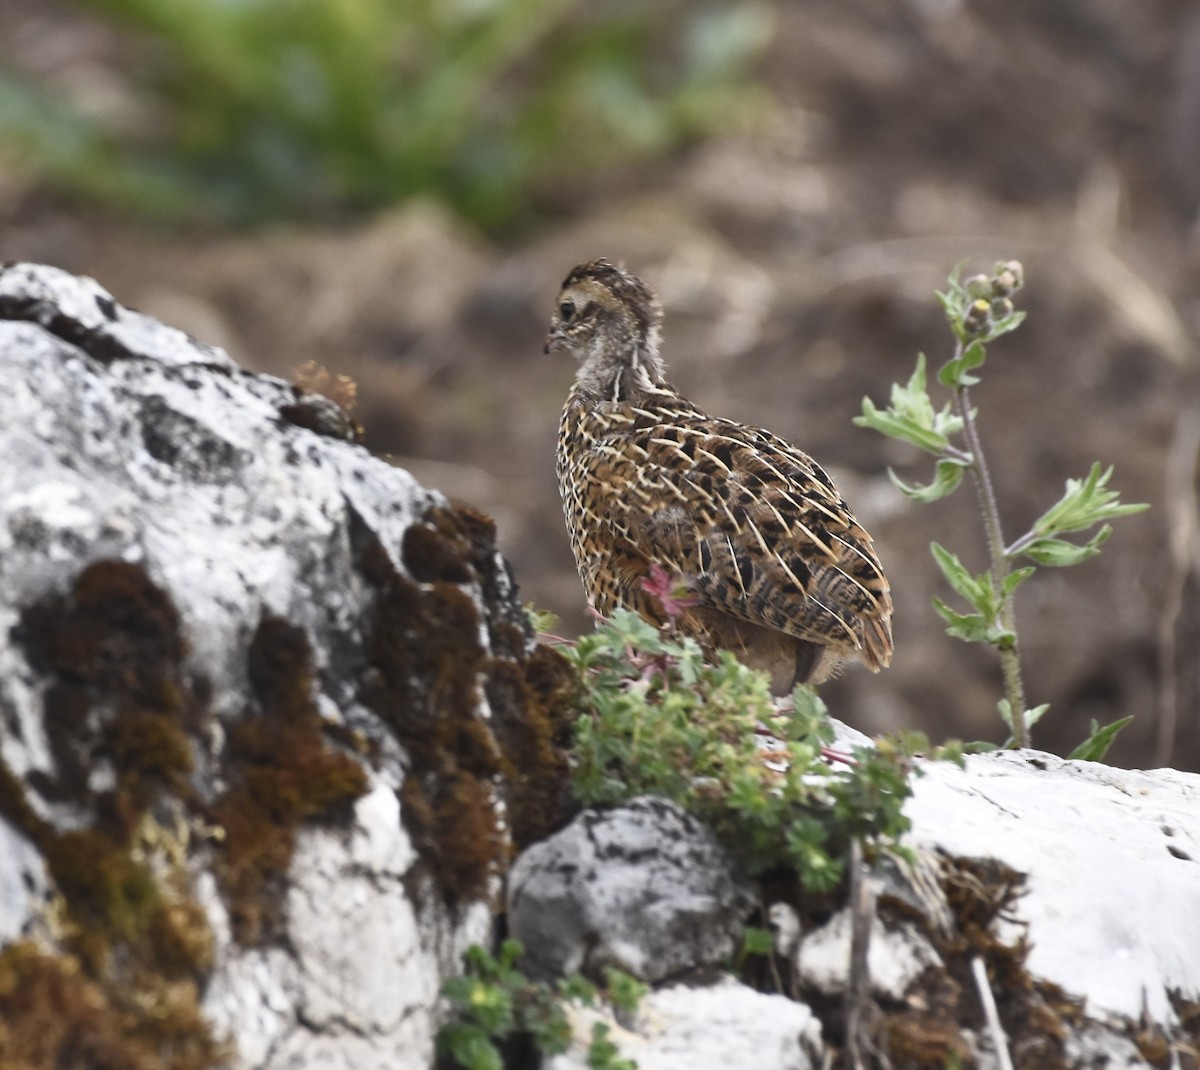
<box><xmin>203</xmin><ymin>786</ymin><xmax>491</xmax><ymax>1070</ymax></box>
<box><xmin>0</xmin><ymin>260</ymin><xmax>236</xmax><ymax>370</ymax></box>
<box><xmin>546</xmin><ymin>976</ymin><xmax>823</xmax><ymax>1070</ymax></box>
<box><xmin>907</xmin><ymin>750</ymin><xmax>1200</xmax><ymax>1022</ymax></box>
<box><xmin>793</xmin><ymin>907</ymin><xmax>941</xmax><ymax>1001</ymax></box>
<box><xmin>0</xmin><ymin>262</ymin><xmax>517</xmax><ymax>1069</ymax></box>
<box><xmin>0</xmin><ymin>820</ymin><xmax>48</xmax><ymax>945</ymax></box>
<box><xmin>1063</xmin><ymin>1021</ymin><xmax>1153</xmax><ymax>1069</ymax></box>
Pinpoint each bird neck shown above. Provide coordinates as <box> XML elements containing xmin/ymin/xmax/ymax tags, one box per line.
<box><xmin>572</xmin><ymin>337</ymin><xmax>670</xmax><ymax>405</ymax></box>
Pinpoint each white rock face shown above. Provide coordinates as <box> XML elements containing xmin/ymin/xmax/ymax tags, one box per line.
<box><xmin>507</xmin><ymin>796</ymin><xmax>755</xmax><ymax>983</ymax></box>
<box><xmin>201</xmin><ymin>786</ymin><xmax>492</xmax><ymax>1070</ymax></box>
<box><xmin>1063</xmin><ymin>1022</ymin><xmax>1154</xmax><ymax>1069</ymax></box>
<box><xmin>907</xmin><ymin>750</ymin><xmax>1200</xmax><ymax>1022</ymax></box>
<box><xmin>0</xmin><ymin>820</ymin><xmax>47</xmax><ymax>945</ymax></box>
<box><xmin>0</xmin><ymin>264</ymin><xmax>439</xmax><ymax>743</ymax></box>
<box><xmin>546</xmin><ymin>977</ymin><xmax>823</xmax><ymax>1070</ymax></box>
<box><xmin>0</xmin><ymin>262</ymin><xmax>510</xmax><ymax>1068</ymax></box>
<box><xmin>794</xmin><ymin>908</ymin><xmax>941</xmax><ymax>1001</ymax></box>
<box><xmin>0</xmin><ymin>261</ymin><xmax>236</xmax><ymax>370</ymax></box>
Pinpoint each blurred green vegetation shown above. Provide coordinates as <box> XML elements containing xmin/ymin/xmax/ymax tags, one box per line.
<box><xmin>0</xmin><ymin>0</ymin><xmax>773</xmax><ymax>230</ymax></box>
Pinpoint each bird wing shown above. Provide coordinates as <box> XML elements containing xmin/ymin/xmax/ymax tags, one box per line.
<box><xmin>604</xmin><ymin>404</ymin><xmax>893</xmax><ymax>666</ymax></box>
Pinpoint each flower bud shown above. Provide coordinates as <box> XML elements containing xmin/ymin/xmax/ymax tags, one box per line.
<box><xmin>964</xmin><ymin>274</ymin><xmax>992</xmax><ymax>300</ymax></box>
<box><xmin>992</xmin><ymin>260</ymin><xmax>1024</xmax><ymax>296</ymax></box>
<box><xmin>990</xmin><ymin>297</ymin><xmax>1014</xmax><ymax>320</ymax></box>
<box><xmin>963</xmin><ymin>298</ymin><xmax>992</xmax><ymax>336</ymax></box>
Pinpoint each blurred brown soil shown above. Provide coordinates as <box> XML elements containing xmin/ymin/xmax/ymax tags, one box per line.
<box><xmin>4</xmin><ymin>0</ymin><xmax>1200</xmax><ymax>768</ymax></box>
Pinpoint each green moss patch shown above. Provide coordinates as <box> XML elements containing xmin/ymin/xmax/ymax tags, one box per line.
<box><xmin>0</xmin><ymin>500</ymin><xmax>578</xmax><ymax>1061</ymax></box>
<box><xmin>483</xmin><ymin>655</ymin><xmax>574</xmax><ymax>850</ymax></box>
<box><xmin>15</xmin><ymin>560</ymin><xmax>198</xmax><ymax>829</ymax></box>
<box><xmin>209</xmin><ymin>616</ymin><xmax>368</xmax><ymax>944</ymax></box>
<box><xmin>0</xmin><ymin>939</ymin><xmax>225</xmax><ymax>1070</ymax></box>
<box><xmin>354</xmin><ymin>504</ymin><xmax>574</xmax><ymax>908</ymax></box>
<box><xmin>2</xmin><ymin>562</ymin><xmax>378</xmax><ymax>1061</ymax></box>
<box><xmin>4</xmin><ymin>561</ymin><xmax>221</xmax><ymax>1067</ymax></box>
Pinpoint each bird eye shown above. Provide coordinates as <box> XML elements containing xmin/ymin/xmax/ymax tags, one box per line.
<box><xmin>559</xmin><ymin>300</ymin><xmax>575</xmax><ymax>322</ymax></box>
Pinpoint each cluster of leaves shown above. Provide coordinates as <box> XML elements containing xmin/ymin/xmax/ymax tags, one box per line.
<box><xmin>561</xmin><ymin>609</ymin><xmax>950</xmax><ymax>889</ymax></box>
<box><xmin>438</xmin><ymin>939</ymin><xmax>644</xmax><ymax>1070</ymax></box>
<box><xmin>0</xmin><ymin>0</ymin><xmax>771</xmax><ymax>229</ymax></box>
<box><xmin>855</xmin><ymin>263</ymin><xmax>1146</xmax><ymax>753</ymax></box>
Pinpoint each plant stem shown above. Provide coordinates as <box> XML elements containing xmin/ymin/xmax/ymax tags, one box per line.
<box><xmin>955</xmin><ymin>373</ymin><xmax>1029</xmax><ymax>747</ymax></box>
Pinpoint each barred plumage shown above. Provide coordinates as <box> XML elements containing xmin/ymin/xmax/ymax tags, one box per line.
<box><xmin>548</xmin><ymin>258</ymin><xmax>892</xmax><ymax>693</ymax></box>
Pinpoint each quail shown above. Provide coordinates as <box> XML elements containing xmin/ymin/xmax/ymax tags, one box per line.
<box><xmin>548</xmin><ymin>258</ymin><xmax>893</xmax><ymax>694</ymax></box>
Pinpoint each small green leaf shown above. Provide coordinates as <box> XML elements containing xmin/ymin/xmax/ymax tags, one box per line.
<box><xmin>440</xmin><ymin>1023</ymin><xmax>503</xmax><ymax>1070</ymax></box>
<box><xmin>603</xmin><ymin>968</ymin><xmax>648</xmax><ymax>1015</ymax></box>
<box><xmin>928</xmin><ymin>546</ymin><xmax>1031</xmax><ymax>647</ymax></box>
<box><xmin>964</xmin><ymin>740</ymin><xmax>1001</xmax><ymax>753</ymax></box>
<box><xmin>790</xmin><ymin>684</ymin><xmax>835</xmax><ymax>743</ymax></box>
<box><xmin>984</xmin><ymin>308</ymin><xmax>1026</xmax><ymax>342</ymax></box>
<box><xmin>1013</xmin><ymin>464</ymin><xmax>1149</xmax><ymax>564</ymax></box>
<box><xmin>997</xmin><ymin>700</ymin><xmax>1050</xmax><ymax>744</ymax></box>
<box><xmin>741</xmin><ymin>926</ymin><xmax>775</xmax><ymax>956</ymax></box>
<box><xmin>497</xmin><ymin>937</ymin><xmax>524</xmax><ymax>972</ymax></box>
<box><xmin>856</xmin><ymin>399</ymin><xmax>948</xmax><ymax>454</ymax></box>
<box><xmin>934</xmin><ymin>287</ymin><xmax>961</xmax><ymax>322</ymax></box>
<box><xmin>528</xmin><ymin>996</ymin><xmax>573</xmax><ymax>1056</ymax></box>
<box><xmin>525</xmin><ymin>604</ymin><xmax>561</xmax><ymax>635</ymax></box>
<box><xmin>936</xmin><ymin>268</ymin><xmax>970</xmax><ymax>340</ymax></box>
<box><xmin>929</xmin><ymin>738</ymin><xmax>966</xmax><ymax>766</ymax></box>
<box><xmin>587</xmin><ymin>1022</ymin><xmax>636</xmax><ymax>1070</ymax></box>
<box><xmin>561</xmin><ymin>974</ymin><xmax>599</xmax><ymax>1006</ymax></box>
<box><xmin>464</xmin><ymin>942</ymin><xmax>499</xmax><ymax>977</ymax></box>
<box><xmin>1068</xmin><ymin>716</ymin><xmax>1133</xmax><ymax>762</ymax></box>
<box><xmin>1001</xmin><ymin>566</ymin><xmax>1036</xmax><ymax>598</ymax></box>
<box><xmin>938</xmin><ymin>338</ymin><xmax>987</xmax><ymax>388</ymax></box>
<box><xmin>997</xmin><ymin>698</ymin><xmax>1013</xmax><ymax>730</ymax></box>
<box><xmin>932</xmin><ymin>598</ymin><xmax>994</xmax><ymax>643</ymax></box>
<box><xmin>930</xmin><ymin>543</ymin><xmax>993</xmax><ymax>614</ymax></box>
<box><xmin>854</xmin><ymin>353</ymin><xmax>964</xmax><ymax>454</ymax></box>
<box><xmin>888</xmin><ymin>456</ymin><xmax>970</xmax><ymax>502</ymax></box>
<box><xmin>1020</xmin><ymin>526</ymin><xmax>1111</xmax><ymax>567</ymax></box>
<box><xmin>1026</xmin><ymin>703</ymin><xmax>1051</xmax><ymax>729</ymax></box>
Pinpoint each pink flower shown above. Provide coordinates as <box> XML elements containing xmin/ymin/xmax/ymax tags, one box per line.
<box><xmin>640</xmin><ymin>564</ymin><xmax>699</xmax><ymax>620</ymax></box>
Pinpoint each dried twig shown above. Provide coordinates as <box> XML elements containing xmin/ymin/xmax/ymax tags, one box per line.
<box><xmin>971</xmin><ymin>955</ymin><xmax>1015</xmax><ymax>1070</ymax></box>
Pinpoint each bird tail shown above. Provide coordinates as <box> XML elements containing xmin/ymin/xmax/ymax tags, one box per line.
<box><xmin>860</xmin><ymin>614</ymin><xmax>894</xmax><ymax>672</ymax></box>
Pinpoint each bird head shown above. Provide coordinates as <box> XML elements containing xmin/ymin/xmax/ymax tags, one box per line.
<box><xmin>545</xmin><ymin>258</ymin><xmax>666</xmax><ymax>399</ymax></box>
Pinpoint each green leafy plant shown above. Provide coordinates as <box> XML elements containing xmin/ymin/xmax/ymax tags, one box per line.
<box><xmin>740</xmin><ymin>925</ymin><xmax>776</xmax><ymax>958</ymax></box>
<box><xmin>562</xmin><ymin>609</ymin><xmax>953</xmax><ymax>890</ymax></box>
<box><xmin>585</xmin><ymin>1023</ymin><xmax>637</xmax><ymax>1070</ymax></box>
<box><xmin>1067</xmin><ymin>715</ymin><xmax>1135</xmax><ymax>762</ymax></box>
<box><xmin>1</xmin><ymin>0</ymin><xmax>772</xmax><ymax>229</ymax></box>
<box><xmin>855</xmin><ymin>262</ymin><xmax>1148</xmax><ymax>754</ymax></box>
<box><xmin>438</xmin><ymin>939</ymin><xmax>639</xmax><ymax>1070</ymax></box>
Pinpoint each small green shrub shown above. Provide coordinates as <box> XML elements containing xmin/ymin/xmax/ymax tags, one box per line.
<box><xmin>561</xmin><ymin>609</ymin><xmax>949</xmax><ymax>890</ymax></box>
<box><xmin>855</xmin><ymin>262</ymin><xmax>1146</xmax><ymax>754</ymax></box>
<box><xmin>438</xmin><ymin>939</ymin><xmax>639</xmax><ymax>1070</ymax></box>
<box><xmin>0</xmin><ymin>0</ymin><xmax>772</xmax><ymax>228</ymax></box>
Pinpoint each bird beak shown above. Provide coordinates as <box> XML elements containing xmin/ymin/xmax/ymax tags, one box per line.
<box><xmin>544</xmin><ymin>328</ymin><xmax>566</xmax><ymax>355</ymax></box>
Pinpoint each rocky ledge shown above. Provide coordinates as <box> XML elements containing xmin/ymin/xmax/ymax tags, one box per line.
<box><xmin>0</xmin><ymin>262</ymin><xmax>1197</xmax><ymax>1070</ymax></box>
